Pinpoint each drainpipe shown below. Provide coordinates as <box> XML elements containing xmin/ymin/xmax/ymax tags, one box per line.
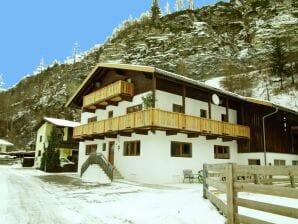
<box><xmin>262</xmin><ymin>107</ymin><xmax>278</xmax><ymax>165</ymax></box>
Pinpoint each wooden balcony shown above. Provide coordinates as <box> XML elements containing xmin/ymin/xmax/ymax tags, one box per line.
<box><xmin>74</xmin><ymin>109</ymin><xmax>250</xmax><ymax>140</ymax></box>
<box><xmin>83</xmin><ymin>80</ymin><xmax>134</xmax><ymax>110</ymax></box>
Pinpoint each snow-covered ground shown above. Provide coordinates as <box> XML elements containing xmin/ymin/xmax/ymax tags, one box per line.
<box><xmin>0</xmin><ymin>165</ymin><xmax>224</xmax><ymax>224</ymax></box>
<box><xmin>1</xmin><ymin>165</ymin><xmax>297</xmax><ymax>224</ymax></box>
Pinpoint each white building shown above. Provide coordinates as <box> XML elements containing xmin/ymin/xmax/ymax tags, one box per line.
<box><xmin>65</xmin><ymin>64</ymin><xmax>298</xmax><ymax>184</ymax></box>
<box><xmin>0</xmin><ymin>139</ymin><xmax>13</xmax><ymax>153</ymax></box>
<box><xmin>34</xmin><ymin>117</ymin><xmax>80</xmax><ymax>169</ymax></box>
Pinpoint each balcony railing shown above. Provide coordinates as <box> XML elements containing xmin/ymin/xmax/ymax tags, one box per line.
<box><xmin>74</xmin><ymin>109</ymin><xmax>250</xmax><ymax>139</ymax></box>
<box><xmin>83</xmin><ymin>80</ymin><xmax>134</xmax><ymax>109</ymax></box>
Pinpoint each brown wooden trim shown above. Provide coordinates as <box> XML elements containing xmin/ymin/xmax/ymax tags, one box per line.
<box><xmin>182</xmin><ymin>84</ymin><xmax>186</xmax><ymax>113</ymax></box>
<box><xmin>187</xmin><ymin>133</ymin><xmax>200</xmax><ymax>138</ymax></box>
<box><xmin>166</xmin><ymin>130</ymin><xmax>178</xmax><ymax>136</ymax></box>
<box><xmin>206</xmin><ymin>135</ymin><xmax>218</xmax><ymax>140</ymax></box>
<box><xmin>226</xmin><ymin>98</ymin><xmax>229</xmax><ymax>122</ymax></box>
<box><xmin>152</xmin><ymin>73</ymin><xmax>156</xmax><ymax>108</ymax></box>
<box><xmin>83</xmin><ymin>108</ymin><xmax>96</xmax><ymax>113</ymax></box>
<box><xmin>119</xmin><ymin>132</ymin><xmax>132</xmax><ymax>137</ymax></box>
<box><xmin>223</xmin><ymin>137</ymin><xmax>233</xmax><ymax>142</ymax></box>
<box><xmin>105</xmin><ymin>133</ymin><xmax>117</xmax><ymax>138</ymax></box>
<box><xmin>135</xmin><ymin>129</ymin><xmax>149</xmax><ymax>135</ymax></box>
<box><xmin>208</xmin><ymin>94</ymin><xmax>212</xmax><ymax>119</ymax></box>
<box><xmin>106</xmin><ymin>100</ymin><xmax>118</xmax><ymax>106</ymax></box>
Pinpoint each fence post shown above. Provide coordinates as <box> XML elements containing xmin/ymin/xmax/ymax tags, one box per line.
<box><xmin>290</xmin><ymin>175</ymin><xmax>295</xmax><ymax>188</ymax></box>
<box><xmin>226</xmin><ymin>163</ymin><xmax>237</xmax><ymax>224</ymax></box>
<box><xmin>203</xmin><ymin>164</ymin><xmax>208</xmax><ymax>199</ymax></box>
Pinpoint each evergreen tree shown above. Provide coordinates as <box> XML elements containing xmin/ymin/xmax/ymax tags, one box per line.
<box><xmin>271</xmin><ymin>38</ymin><xmax>287</xmax><ymax>90</ymax></box>
<box><xmin>151</xmin><ymin>0</ymin><xmax>161</xmax><ymax>23</ymax></box>
<box><xmin>0</xmin><ymin>74</ymin><xmax>4</xmax><ymax>88</ymax></box>
<box><xmin>165</xmin><ymin>1</ymin><xmax>171</xmax><ymax>14</ymax></box>
<box><xmin>175</xmin><ymin>0</ymin><xmax>185</xmax><ymax>11</ymax></box>
<box><xmin>40</xmin><ymin>126</ymin><xmax>62</xmax><ymax>172</ymax></box>
<box><xmin>188</xmin><ymin>0</ymin><xmax>194</xmax><ymax>10</ymax></box>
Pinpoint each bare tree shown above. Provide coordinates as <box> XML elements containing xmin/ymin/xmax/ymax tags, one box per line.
<box><xmin>188</xmin><ymin>0</ymin><xmax>194</xmax><ymax>10</ymax></box>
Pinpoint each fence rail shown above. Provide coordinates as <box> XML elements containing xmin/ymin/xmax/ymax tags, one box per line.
<box><xmin>203</xmin><ymin>163</ymin><xmax>298</xmax><ymax>224</ymax></box>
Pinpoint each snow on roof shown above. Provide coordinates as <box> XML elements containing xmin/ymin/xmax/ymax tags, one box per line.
<box><xmin>0</xmin><ymin>139</ymin><xmax>13</xmax><ymax>146</ymax></box>
<box><xmin>44</xmin><ymin>117</ymin><xmax>80</xmax><ymax>128</ymax></box>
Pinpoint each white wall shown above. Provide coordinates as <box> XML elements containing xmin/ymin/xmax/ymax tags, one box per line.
<box><xmin>237</xmin><ymin>152</ymin><xmax>298</xmax><ymax>166</ymax></box>
<box><xmin>78</xmin><ymin>131</ymin><xmax>238</xmax><ymax>184</ymax></box>
<box><xmin>34</xmin><ymin>123</ymin><xmax>51</xmax><ymax>168</ymax></box>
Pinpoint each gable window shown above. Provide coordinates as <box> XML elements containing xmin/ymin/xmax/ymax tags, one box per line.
<box><xmin>274</xmin><ymin>159</ymin><xmax>285</xmax><ymax>166</ymax></box>
<box><xmin>85</xmin><ymin>144</ymin><xmax>97</xmax><ymax>155</ymax></box>
<box><xmin>248</xmin><ymin>159</ymin><xmax>260</xmax><ymax>165</ymax></box>
<box><xmin>214</xmin><ymin>145</ymin><xmax>230</xmax><ymax>159</ymax></box>
<box><xmin>127</xmin><ymin>104</ymin><xmax>142</xmax><ymax>114</ymax></box>
<box><xmin>173</xmin><ymin>104</ymin><xmax>183</xmax><ymax>113</ymax></box>
<box><xmin>200</xmin><ymin>109</ymin><xmax>207</xmax><ymax>118</ymax></box>
<box><xmin>108</xmin><ymin>110</ymin><xmax>113</xmax><ymax>118</ymax></box>
<box><xmin>123</xmin><ymin>141</ymin><xmax>140</xmax><ymax>156</ymax></box>
<box><xmin>88</xmin><ymin>116</ymin><xmax>97</xmax><ymax>123</ymax></box>
<box><xmin>171</xmin><ymin>142</ymin><xmax>192</xmax><ymax>157</ymax></box>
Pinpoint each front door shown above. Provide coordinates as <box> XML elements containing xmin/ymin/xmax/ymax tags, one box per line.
<box><xmin>108</xmin><ymin>141</ymin><xmax>115</xmax><ymax>165</ymax></box>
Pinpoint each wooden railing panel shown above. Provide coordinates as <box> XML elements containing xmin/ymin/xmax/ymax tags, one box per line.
<box><xmin>83</xmin><ymin>80</ymin><xmax>134</xmax><ymax>108</ymax></box>
<box><xmin>94</xmin><ymin>121</ymin><xmax>104</xmax><ymax>134</ymax></box>
<box><xmin>73</xmin><ymin>109</ymin><xmax>251</xmax><ymax>139</ymax></box>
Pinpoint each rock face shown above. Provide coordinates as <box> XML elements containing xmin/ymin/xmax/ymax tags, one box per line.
<box><xmin>0</xmin><ymin>0</ymin><xmax>297</xmax><ymax>149</ymax></box>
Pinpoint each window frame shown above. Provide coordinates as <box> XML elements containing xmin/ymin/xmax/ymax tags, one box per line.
<box><xmin>200</xmin><ymin>109</ymin><xmax>207</xmax><ymax>118</ymax></box>
<box><xmin>214</xmin><ymin>145</ymin><xmax>230</xmax><ymax>159</ymax></box>
<box><xmin>123</xmin><ymin>141</ymin><xmax>140</xmax><ymax>156</ymax></box>
<box><xmin>171</xmin><ymin>141</ymin><xmax>192</xmax><ymax>158</ymax></box>
<box><xmin>126</xmin><ymin>104</ymin><xmax>142</xmax><ymax>114</ymax></box>
<box><xmin>274</xmin><ymin>159</ymin><xmax>286</xmax><ymax>166</ymax></box>
<box><xmin>248</xmin><ymin>159</ymin><xmax>261</xmax><ymax>165</ymax></box>
<box><xmin>85</xmin><ymin>144</ymin><xmax>97</xmax><ymax>155</ymax></box>
<box><xmin>172</xmin><ymin>104</ymin><xmax>183</xmax><ymax>113</ymax></box>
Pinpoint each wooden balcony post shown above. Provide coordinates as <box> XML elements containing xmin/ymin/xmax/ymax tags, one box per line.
<box><xmin>152</xmin><ymin>73</ymin><xmax>156</xmax><ymax>108</ymax></box>
<box><xmin>226</xmin><ymin>98</ymin><xmax>229</xmax><ymax>122</ymax></box>
<box><xmin>208</xmin><ymin>94</ymin><xmax>211</xmax><ymax>119</ymax></box>
<box><xmin>182</xmin><ymin>85</ymin><xmax>186</xmax><ymax>114</ymax></box>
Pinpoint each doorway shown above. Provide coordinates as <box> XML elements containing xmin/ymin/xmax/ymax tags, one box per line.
<box><xmin>108</xmin><ymin>141</ymin><xmax>115</xmax><ymax>165</ymax></box>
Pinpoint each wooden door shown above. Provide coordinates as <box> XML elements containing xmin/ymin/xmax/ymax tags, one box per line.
<box><xmin>108</xmin><ymin>141</ymin><xmax>115</xmax><ymax>165</ymax></box>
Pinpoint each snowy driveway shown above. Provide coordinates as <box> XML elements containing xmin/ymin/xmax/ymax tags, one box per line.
<box><xmin>0</xmin><ymin>165</ymin><xmax>225</xmax><ymax>224</ymax></box>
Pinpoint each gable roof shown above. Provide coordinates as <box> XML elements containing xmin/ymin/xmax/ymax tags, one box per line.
<box><xmin>0</xmin><ymin>139</ymin><xmax>13</xmax><ymax>146</ymax></box>
<box><xmin>44</xmin><ymin>117</ymin><xmax>81</xmax><ymax>128</ymax></box>
<box><xmin>65</xmin><ymin>63</ymin><xmax>298</xmax><ymax>116</ymax></box>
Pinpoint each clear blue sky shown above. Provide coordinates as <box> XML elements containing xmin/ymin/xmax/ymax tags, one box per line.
<box><xmin>0</xmin><ymin>0</ymin><xmax>221</xmax><ymax>89</ymax></box>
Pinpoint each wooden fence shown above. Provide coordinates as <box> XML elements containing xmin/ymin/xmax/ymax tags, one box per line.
<box><xmin>203</xmin><ymin>163</ymin><xmax>298</xmax><ymax>224</ymax></box>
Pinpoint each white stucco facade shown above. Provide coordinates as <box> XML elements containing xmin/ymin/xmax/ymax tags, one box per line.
<box><xmin>78</xmin><ymin>90</ymin><xmax>241</xmax><ymax>184</ymax></box>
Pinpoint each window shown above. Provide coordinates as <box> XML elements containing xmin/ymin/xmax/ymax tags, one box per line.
<box><xmin>292</xmin><ymin>160</ymin><xmax>298</xmax><ymax>166</ymax></box>
<box><xmin>173</xmin><ymin>104</ymin><xmax>183</xmax><ymax>113</ymax></box>
<box><xmin>85</xmin><ymin>144</ymin><xmax>97</xmax><ymax>155</ymax></box>
<box><xmin>200</xmin><ymin>109</ymin><xmax>207</xmax><ymax>118</ymax></box>
<box><xmin>108</xmin><ymin>111</ymin><xmax>113</xmax><ymax>118</ymax></box>
<box><xmin>123</xmin><ymin>141</ymin><xmax>140</xmax><ymax>156</ymax></box>
<box><xmin>127</xmin><ymin>104</ymin><xmax>142</xmax><ymax>114</ymax></box>
<box><xmin>102</xmin><ymin>143</ymin><xmax>106</xmax><ymax>151</ymax></box>
<box><xmin>88</xmin><ymin>116</ymin><xmax>97</xmax><ymax>123</ymax></box>
<box><xmin>248</xmin><ymin>159</ymin><xmax>260</xmax><ymax>165</ymax></box>
<box><xmin>39</xmin><ymin>136</ymin><xmax>42</xmax><ymax>142</ymax></box>
<box><xmin>38</xmin><ymin>150</ymin><xmax>41</xmax><ymax>157</ymax></box>
<box><xmin>171</xmin><ymin>142</ymin><xmax>192</xmax><ymax>157</ymax></box>
<box><xmin>221</xmin><ymin>114</ymin><xmax>227</xmax><ymax>122</ymax></box>
<box><xmin>214</xmin><ymin>145</ymin><xmax>230</xmax><ymax>159</ymax></box>
<box><xmin>274</xmin><ymin>159</ymin><xmax>286</xmax><ymax>166</ymax></box>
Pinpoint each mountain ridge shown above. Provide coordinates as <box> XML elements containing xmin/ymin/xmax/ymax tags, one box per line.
<box><xmin>0</xmin><ymin>0</ymin><xmax>297</xmax><ymax>149</ymax></box>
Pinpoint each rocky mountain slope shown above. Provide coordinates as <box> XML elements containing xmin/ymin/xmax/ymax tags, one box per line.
<box><xmin>0</xmin><ymin>0</ymin><xmax>297</xmax><ymax>149</ymax></box>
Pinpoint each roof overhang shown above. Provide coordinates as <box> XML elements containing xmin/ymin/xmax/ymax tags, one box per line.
<box><xmin>64</xmin><ymin>63</ymin><xmax>298</xmax><ymax>117</ymax></box>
